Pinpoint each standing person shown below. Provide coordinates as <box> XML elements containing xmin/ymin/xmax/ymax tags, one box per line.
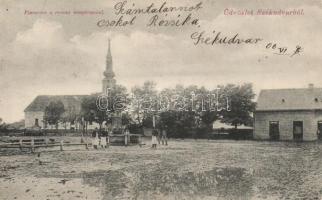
<box><xmin>92</xmin><ymin>128</ymin><xmax>99</xmax><ymax>149</ymax></box>
<box><xmin>106</xmin><ymin>127</ymin><xmax>111</xmax><ymax>147</ymax></box>
<box><xmin>100</xmin><ymin>131</ymin><xmax>107</xmax><ymax>149</ymax></box>
<box><xmin>161</xmin><ymin>126</ymin><xmax>168</xmax><ymax>146</ymax></box>
<box><xmin>152</xmin><ymin>128</ymin><xmax>160</xmax><ymax>144</ymax></box>
<box><xmin>124</xmin><ymin>127</ymin><xmax>130</xmax><ymax>146</ymax></box>
<box><xmin>157</xmin><ymin>129</ymin><xmax>161</xmax><ymax>144</ymax></box>
<box><xmin>151</xmin><ymin>131</ymin><xmax>157</xmax><ymax>149</ymax></box>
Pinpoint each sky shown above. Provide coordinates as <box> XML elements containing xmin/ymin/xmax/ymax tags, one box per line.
<box><xmin>1</xmin><ymin>0</ymin><xmax>322</xmax><ymax>123</ymax></box>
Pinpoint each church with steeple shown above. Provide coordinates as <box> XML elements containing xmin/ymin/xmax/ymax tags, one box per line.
<box><xmin>24</xmin><ymin>38</ymin><xmax>117</xmax><ymax>129</ymax></box>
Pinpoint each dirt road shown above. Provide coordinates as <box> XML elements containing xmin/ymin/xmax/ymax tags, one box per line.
<box><xmin>1</xmin><ymin>139</ymin><xmax>322</xmax><ymax>199</ymax></box>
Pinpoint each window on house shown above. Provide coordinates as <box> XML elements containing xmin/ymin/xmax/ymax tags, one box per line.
<box><xmin>293</xmin><ymin>121</ymin><xmax>303</xmax><ymax>141</ymax></box>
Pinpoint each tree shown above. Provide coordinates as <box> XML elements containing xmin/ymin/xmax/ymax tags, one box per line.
<box><xmin>121</xmin><ymin>112</ymin><xmax>132</xmax><ymax>126</ymax></box>
<box><xmin>61</xmin><ymin>105</ymin><xmax>78</xmax><ymax>130</ymax></box>
<box><xmin>81</xmin><ymin>84</ymin><xmax>129</xmax><ymax>133</ymax></box>
<box><xmin>200</xmin><ymin>111</ymin><xmax>218</xmax><ymax>131</ymax></box>
<box><xmin>158</xmin><ymin>85</ymin><xmax>218</xmax><ymax>138</ymax></box>
<box><xmin>80</xmin><ymin>95</ymin><xmax>96</xmax><ymax>135</ymax></box>
<box><xmin>131</xmin><ymin>81</ymin><xmax>158</xmax><ymax>128</ymax></box>
<box><xmin>190</xmin><ymin>86</ymin><xmax>219</xmax><ymax>132</ymax></box>
<box><xmin>0</xmin><ymin>118</ymin><xmax>6</xmax><ymax>130</ymax></box>
<box><xmin>44</xmin><ymin>101</ymin><xmax>65</xmax><ymax>129</ymax></box>
<box><xmin>219</xmin><ymin>83</ymin><xmax>256</xmax><ymax>129</ymax></box>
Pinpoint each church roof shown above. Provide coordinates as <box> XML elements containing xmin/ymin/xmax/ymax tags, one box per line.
<box><xmin>256</xmin><ymin>87</ymin><xmax>322</xmax><ymax>111</ymax></box>
<box><xmin>24</xmin><ymin>95</ymin><xmax>89</xmax><ymax>112</ymax></box>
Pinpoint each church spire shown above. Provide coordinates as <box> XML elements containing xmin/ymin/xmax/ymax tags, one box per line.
<box><xmin>104</xmin><ymin>38</ymin><xmax>115</xmax><ymax>78</ymax></box>
<box><xmin>102</xmin><ymin>38</ymin><xmax>116</xmax><ymax>94</ymax></box>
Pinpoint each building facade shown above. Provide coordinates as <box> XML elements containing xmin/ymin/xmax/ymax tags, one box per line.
<box><xmin>254</xmin><ymin>85</ymin><xmax>322</xmax><ymax>141</ymax></box>
<box><xmin>24</xmin><ymin>95</ymin><xmax>86</xmax><ymax>129</ymax></box>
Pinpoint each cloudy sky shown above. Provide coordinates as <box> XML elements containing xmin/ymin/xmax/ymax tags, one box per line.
<box><xmin>1</xmin><ymin>0</ymin><xmax>322</xmax><ymax>122</ymax></box>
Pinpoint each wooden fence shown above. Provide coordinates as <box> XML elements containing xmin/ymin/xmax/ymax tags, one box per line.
<box><xmin>0</xmin><ymin>134</ymin><xmax>144</xmax><ymax>153</ymax></box>
<box><xmin>0</xmin><ymin>138</ymin><xmax>89</xmax><ymax>153</ymax></box>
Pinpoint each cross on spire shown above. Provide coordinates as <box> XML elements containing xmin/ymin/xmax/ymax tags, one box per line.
<box><xmin>108</xmin><ymin>38</ymin><xmax>111</xmax><ymax>55</ymax></box>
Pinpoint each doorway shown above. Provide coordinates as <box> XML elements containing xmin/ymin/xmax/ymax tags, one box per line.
<box><xmin>318</xmin><ymin>121</ymin><xmax>322</xmax><ymax>140</ymax></box>
<box><xmin>269</xmin><ymin>121</ymin><xmax>279</xmax><ymax>140</ymax></box>
<box><xmin>293</xmin><ymin>121</ymin><xmax>303</xmax><ymax>141</ymax></box>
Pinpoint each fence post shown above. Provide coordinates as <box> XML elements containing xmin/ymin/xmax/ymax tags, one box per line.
<box><xmin>19</xmin><ymin>139</ymin><xmax>23</xmax><ymax>151</ymax></box>
<box><xmin>31</xmin><ymin>139</ymin><xmax>35</xmax><ymax>153</ymax></box>
<box><xmin>124</xmin><ymin>134</ymin><xmax>128</xmax><ymax>146</ymax></box>
<box><xmin>60</xmin><ymin>140</ymin><xmax>64</xmax><ymax>151</ymax></box>
<box><xmin>85</xmin><ymin>139</ymin><xmax>89</xmax><ymax>150</ymax></box>
<box><xmin>107</xmin><ymin>136</ymin><xmax>110</xmax><ymax>148</ymax></box>
<box><xmin>139</xmin><ymin>136</ymin><xmax>142</xmax><ymax>148</ymax></box>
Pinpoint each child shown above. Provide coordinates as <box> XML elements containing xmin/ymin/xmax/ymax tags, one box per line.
<box><xmin>100</xmin><ymin>132</ymin><xmax>107</xmax><ymax>149</ymax></box>
<box><xmin>161</xmin><ymin>128</ymin><xmax>168</xmax><ymax>146</ymax></box>
<box><xmin>157</xmin><ymin>129</ymin><xmax>161</xmax><ymax>144</ymax></box>
<box><xmin>124</xmin><ymin>127</ymin><xmax>130</xmax><ymax>147</ymax></box>
<box><xmin>92</xmin><ymin>128</ymin><xmax>99</xmax><ymax>149</ymax></box>
<box><xmin>151</xmin><ymin>131</ymin><xmax>157</xmax><ymax>149</ymax></box>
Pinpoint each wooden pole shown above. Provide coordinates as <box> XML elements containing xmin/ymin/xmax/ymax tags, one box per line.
<box><xmin>31</xmin><ymin>139</ymin><xmax>35</xmax><ymax>153</ymax></box>
<box><xmin>19</xmin><ymin>139</ymin><xmax>23</xmax><ymax>151</ymax></box>
<box><xmin>124</xmin><ymin>134</ymin><xmax>128</xmax><ymax>146</ymax></box>
<box><xmin>60</xmin><ymin>140</ymin><xmax>64</xmax><ymax>151</ymax></box>
<box><xmin>139</xmin><ymin>136</ymin><xmax>142</xmax><ymax>147</ymax></box>
<box><xmin>85</xmin><ymin>139</ymin><xmax>89</xmax><ymax>150</ymax></box>
<box><xmin>128</xmin><ymin>135</ymin><xmax>131</xmax><ymax>146</ymax></box>
<box><xmin>107</xmin><ymin>135</ymin><xmax>110</xmax><ymax>148</ymax></box>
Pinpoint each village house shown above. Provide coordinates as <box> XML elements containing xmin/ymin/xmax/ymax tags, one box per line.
<box><xmin>254</xmin><ymin>84</ymin><xmax>322</xmax><ymax>141</ymax></box>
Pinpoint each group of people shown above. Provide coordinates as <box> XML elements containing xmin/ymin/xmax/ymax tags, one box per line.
<box><xmin>91</xmin><ymin>126</ymin><xmax>168</xmax><ymax>149</ymax></box>
<box><xmin>92</xmin><ymin>128</ymin><xmax>108</xmax><ymax>149</ymax></box>
<box><xmin>91</xmin><ymin>126</ymin><xmax>131</xmax><ymax>149</ymax></box>
<box><xmin>151</xmin><ymin>128</ymin><xmax>168</xmax><ymax>148</ymax></box>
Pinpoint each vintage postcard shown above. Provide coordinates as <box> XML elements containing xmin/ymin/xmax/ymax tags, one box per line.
<box><xmin>1</xmin><ymin>0</ymin><xmax>322</xmax><ymax>199</ymax></box>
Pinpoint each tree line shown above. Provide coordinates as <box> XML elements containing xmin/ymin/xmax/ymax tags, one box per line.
<box><xmin>43</xmin><ymin>81</ymin><xmax>256</xmax><ymax>137</ymax></box>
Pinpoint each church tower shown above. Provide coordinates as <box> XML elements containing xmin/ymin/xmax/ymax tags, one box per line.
<box><xmin>102</xmin><ymin>38</ymin><xmax>116</xmax><ymax>94</ymax></box>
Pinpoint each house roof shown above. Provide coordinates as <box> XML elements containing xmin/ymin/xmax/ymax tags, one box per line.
<box><xmin>24</xmin><ymin>95</ymin><xmax>89</xmax><ymax>112</ymax></box>
<box><xmin>256</xmin><ymin>87</ymin><xmax>322</xmax><ymax>111</ymax></box>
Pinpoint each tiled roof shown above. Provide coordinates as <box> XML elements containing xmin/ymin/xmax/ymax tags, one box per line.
<box><xmin>24</xmin><ymin>95</ymin><xmax>89</xmax><ymax>112</ymax></box>
<box><xmin>256</xmin><ymin>88</ymin><xmax>322</xmax><ymax>111</ymax></box>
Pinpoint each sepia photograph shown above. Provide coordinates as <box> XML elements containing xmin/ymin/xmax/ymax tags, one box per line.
<box><xmin>0</xmin><ymin>0</ymin><xmax>322</xmax><ymax>199</ymax></box>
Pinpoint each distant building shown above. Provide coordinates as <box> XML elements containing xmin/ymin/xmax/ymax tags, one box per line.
<box><xmin>24</xmin><ymin>39</ymin><xmax>116</xmax><ymax>129</ymax></box>
<box><xmin>254</xmin><ymin>84</ymin><xmax>322</xmax><ymax>141</ymax></box>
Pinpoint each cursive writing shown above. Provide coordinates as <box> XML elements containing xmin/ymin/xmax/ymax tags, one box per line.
<box><xmin>191</xmin><ymin>30</ymin><xmax>262</xmax><ymax>45</ymax></box>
